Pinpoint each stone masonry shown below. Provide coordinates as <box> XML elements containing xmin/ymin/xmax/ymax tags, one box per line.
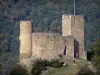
<box><xmin>19</xmin><ymin>15</ymin><xmax>85</xmax><ymax>61</ymax></box>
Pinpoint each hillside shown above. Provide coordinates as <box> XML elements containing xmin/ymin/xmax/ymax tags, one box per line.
<box><xmin>41</xmin><ymin>59</ymin><xmax>88</xmax><ymax>75</ymax></box>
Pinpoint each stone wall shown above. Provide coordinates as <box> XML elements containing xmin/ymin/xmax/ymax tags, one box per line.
<box><xmin>32</xmin><ymin>32</ymin><xmax>74</xmax><ymax>60</ymax></box>
<box><xmin>32</xmin><ymin>33</ymin><xmax>64</xmax><ymax>60</ymax></box>
<box><xmin>63</xmin><ymin>36</ymin><xmax>74</xmax><ymax>57</ymax></box>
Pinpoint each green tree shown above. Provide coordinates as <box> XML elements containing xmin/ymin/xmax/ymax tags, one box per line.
<box><xmin>10</xmin><ymin>64</ymin><xmax>28</xmax><ymax>75</ymax></box>
<box><xmin>92</xmin><ymin>39</ymin><xmax>100</xmax><ymax>73</ymax></box>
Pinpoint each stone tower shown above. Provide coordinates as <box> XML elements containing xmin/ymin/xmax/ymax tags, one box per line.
<box><xmin>62</xmin><ymin>15</ymin><xmax>85</xmax><ymax>58</ymax></box>
<box><xmin>19</xmin><ymin>21</ymin><xmax>32</xmax><ymax>59</ymax></box>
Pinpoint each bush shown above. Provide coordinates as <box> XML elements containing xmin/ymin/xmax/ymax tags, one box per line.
<box><xmin>31</xmin><ymin>59</ymin><xmax>63</xmax><ymax>75</ymax></box>
<box><xmin>91</xmin><ymin>39</ymin><xmax>100</xmax><ymax>71</ymax></box>
<box><xmin>9</xmin><ymin>64</ymin><xmax>28</xmax><ymax>75</ymax></box>
<box><xmin>49</xmin><ymin>59</ymin><xmax>63</xmax><ymax>68</ymax></box>
<box><xmin>77</xmin><ymin>66</ymin><xmax>95</xmax><ymax>75</ymax></box>
<box><xmin>95</xmin><ymin>70</ymin><xmax>100</xmax><ymax>75</ymax></box>
<box><xmin>31</xmin><ymin>59</ymin><xmax>49</xmax><ymax>75</ymax></box>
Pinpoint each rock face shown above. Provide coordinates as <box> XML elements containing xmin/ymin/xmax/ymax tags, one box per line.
<box><xmin>19</xmin><ymin>14</ymin><xmax>86</xmax><ymax>65</ymax></box>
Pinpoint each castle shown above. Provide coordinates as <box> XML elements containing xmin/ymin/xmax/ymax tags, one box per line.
<box><xmin>19</xmin><ymin>15</ymin><xmax>85</xmax><ymax>62</ymax></box>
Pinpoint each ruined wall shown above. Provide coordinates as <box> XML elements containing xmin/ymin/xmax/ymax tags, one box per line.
<box><xmin>32</xmin><ymin>33</ymin><xmax>64</xmax><ymax>60</ymax></box>
<box><xmin>32</xmin><ymin>32</ymin><xmax>74</xmax><ymax>60</ymax></box>
<box><xmin>19</xmin><ymin>21</ymin><xmax>32</xmax><ymax>59</ymax></box>
<box><xmin>63</xmin><ymin>36</ymin><xmax>74</xmax><ymax>57</ymax></box>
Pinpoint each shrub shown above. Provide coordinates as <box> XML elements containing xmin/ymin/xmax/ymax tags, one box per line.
<box><xmin>96</xmin><ymin>70</ymin><xmax>100</xmax><ymax>75</ymax></box>
<box><xmin>31</xmin><ymin>59</ymin><xmax>49</xmax><ymax>75</ymax></box>
<box><xmin>91</xmin><ymin>39</ymin><xmax>100</xmax><ymax>72</ymax></box>
<box><xmin>77</xmin><ymin>66</ymin><xmax>95</xmax><ymax>75</ymax></box>
<box><xmin>49</xmin><ymin>59</ymin><xmax>63</xmax><ymax>68</ymax></box>
<box><xmin>10</xmin><ymin>64</ymin><xmax>28</xmax><ymax>75</ymax></box>
<box><xmin>31</xmin><ymin>59</ymin><xmax>63</xmax><ymax>75</ymax></box>
<box><xmin>31</xmin><ymin>68</ymin><xmax>41</xmax><ymax>75</ymax></box>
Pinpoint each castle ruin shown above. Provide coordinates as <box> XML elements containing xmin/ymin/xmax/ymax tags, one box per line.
<box><xmin>19</xmin><ymin>15</ymin><xmax>85</xmax><ymax>62</ymax></box>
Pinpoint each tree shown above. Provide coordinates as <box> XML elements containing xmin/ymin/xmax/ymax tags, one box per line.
<box><xmin>10</xmin><ymin>64</ymin><xmax>28</xmax><ymax>75</ymax></box>
<box><xmin>92</xmin><ymin>39</ymin><xmax>100</xmax><ymax>73</ymax></box>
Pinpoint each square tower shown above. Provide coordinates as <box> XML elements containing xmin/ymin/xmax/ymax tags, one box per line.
<box><xmin>62</xmin><ymin>15</ymin><xmax>85</xmax><ymax>58</ymax></box>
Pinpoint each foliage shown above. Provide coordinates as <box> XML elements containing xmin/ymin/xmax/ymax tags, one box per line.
<box><xmin>49</xmin><ymin>59</ymin><xmax>63</xmax><ymax>68</ymax></box>
<box><xmin>0</xmin><ymin>64</ymin><xmax>2</xmax><ymax>72</ymax></box>
<box><xmin>87</xmin><ymin>50</ymin><xmax>94</xmax><ymax>61</ymax></box>
<box><xmin>0</xmin><ymin>34</ymin><xmax>10</xmax><ymax>53</ymax></box>
<box><xmin>95</xmin><ymin>70</ymin><xmax>100</xmax><ymax>75</ymax></box>
<box><xmin>0</xmin><ymin>52</ymin><xmax>19</xmax><ymax>74</ymax></box>
<box><xmin>31</xmin><ymin>59</ymin><xmax>63</xmax><ymax>75</ymax></box>
<box><xmin>10</xmin><ymin>64</ymin><xmax>28</xmax><ymax>75</ymax></box>
<box><xmin>77</xmin><ymin>66</ymin><xmax>95</xmax><ymax>75</ymax></box>
<box><xmin>92</xmin><ymin>39</ymin><xmax>100</xmax><ymax>72</ymax></box>
<box><xmin>31</xmin><ymin>59</ymin><xmax>49</xmax><ymax>75</ymax></box>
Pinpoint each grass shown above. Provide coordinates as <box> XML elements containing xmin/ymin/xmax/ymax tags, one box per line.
<box><xmin>41</xmin><ymin>59</ymin><xmax>88</xmax><ymax>75</ymax></box>
<box><xmin>44</xmin><ymin>67</ymin><xmax>68</xmax><ymax>75</ymax></box>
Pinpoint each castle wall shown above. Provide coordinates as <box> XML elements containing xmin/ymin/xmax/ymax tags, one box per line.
<box><xmin>63</xmin><ymin>36</ymin><xmax>74</xmax><ymax>57</ymax></box>
<box><xmin>32</xmin><ymin>33</ymin><xmax>64</xmax><ymax>60</ymax></box>
<box><xmin>32</xmin><ymin>33</ymin><xmax>74</xmax><ymax>60</ymax></box>
<box><xmin>19</xmin><ymin>21</ymin><xmax>32</xmax><ymax>59</ymax></box>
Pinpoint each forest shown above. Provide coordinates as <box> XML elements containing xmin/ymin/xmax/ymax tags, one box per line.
<box><xmin>0</xmin><ymin>0</ymin><xmax>100</xmax><ymax>72</ymax></box>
